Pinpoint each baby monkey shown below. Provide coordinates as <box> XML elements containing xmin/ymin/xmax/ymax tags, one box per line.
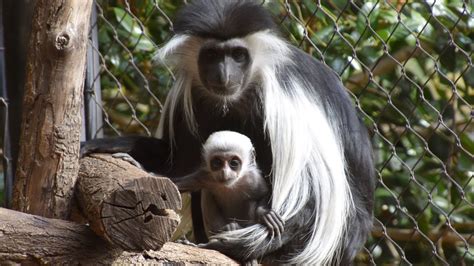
<box><xmin>174</xmin><ymin>131</ymin><xmax>284</xmax><ymax>239</ymax></box>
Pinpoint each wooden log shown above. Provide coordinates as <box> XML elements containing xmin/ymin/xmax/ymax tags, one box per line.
<box><xmin>0</xmin><ymin>207</ymin><xmax>237</xmax><ymax>265</ymax></box>
<box><xmin>76</xmin><ymin>153</ymin><xmax>182</xmax><ymax>251</ymax></box>
<box><xmin>12</xmin><ymin>0</ymin><xmax>93</xmax><ymax>219</ymax></box>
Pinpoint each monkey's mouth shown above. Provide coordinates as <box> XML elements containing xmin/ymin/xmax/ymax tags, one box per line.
<box><xmin>216</xmin><ymin>175</ymin><xmax>237</xmax><ymax>186</ymax></box>
<box><xmin>207</xmin><ymin>84</ymin><xmax>242</xmax><ymax>97</ymax></box>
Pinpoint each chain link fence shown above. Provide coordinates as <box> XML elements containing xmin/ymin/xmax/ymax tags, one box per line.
<box><xmin>0</xmin><ymin>2</ymin><xmax>13</xmax><ymax>209</ymax></box>
<box><xmin>83</xmin><ymin>0</ymin><xmax>473</xmax><ymax>264</ymax></box>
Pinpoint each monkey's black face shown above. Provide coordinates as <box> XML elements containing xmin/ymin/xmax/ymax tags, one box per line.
<box><xmin>208</xmin><ymin>154</ymin><xmax>242</xmax><ymax>184</ymax></box>
<box><xmin>198</xmin><ymin>40</ymin><xmax>251</xmax><ymax>98</ymax></box>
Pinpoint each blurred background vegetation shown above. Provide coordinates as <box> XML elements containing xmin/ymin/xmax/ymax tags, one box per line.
<box><xmin>1</xmin><ymin>0</ymin><xmax>472</xmax><ymax>264</ymax></box>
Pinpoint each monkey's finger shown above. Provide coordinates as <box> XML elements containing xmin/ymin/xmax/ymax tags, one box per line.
<box><xmin>267</xmin><ymin>211</ymin><xmax>285</xmax><ymax>235</ymax></box>
<box><xmin>262</xmin><ymin>215</ymin><xmax>276</xmax><ymax>238</ymax></box>
<box><xmin>271</xmin><ymin>220</ymin><xmax>281</xmax><ymax>238</ymax></box>
<box><xmin>264</xmin><ymin>214</ymin><xmax>281</xmax><ymax>238</ymax></box>
<box><xmin>270</xmin><ymin>212</ymin><xmax>285</xmax><ymax>234</ymax></box>
<box><xmin>269</xmin><ymin>210</ymin><xmax>285</xmax><ymax>224</ymax></box>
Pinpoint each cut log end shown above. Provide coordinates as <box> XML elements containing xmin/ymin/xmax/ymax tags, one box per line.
<box><xmin>77</xmin><ymin>154</ymin><xmax>182</xmax><ymax>251</ymax></box>
<box><xmin>101</xmin><ymin>176</ymin><xmax>181</xmax><ymax>251</ymax></box>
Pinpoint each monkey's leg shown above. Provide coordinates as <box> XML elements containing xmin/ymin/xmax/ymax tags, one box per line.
<box><xmin>174</xmin><ymin>178</ymin><xmax>198</xmax><ymax>192</ymax></box>
<box><xmin>256</xmin><ymin>206</ymin><xmax>285</xmax><ymax>239</ymax></box>
<box><xmin>200</xmin><ymin>192</ymin><xmax>229</xmax><ymax>236</ymax></box>
<box><xmin>80</xmin><ymin>136</ymin><xmax>170</xmax><ymax>173</ymax></box>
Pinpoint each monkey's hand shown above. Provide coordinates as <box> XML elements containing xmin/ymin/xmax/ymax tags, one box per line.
<box><xmin>80</xmin><ymin>137</ymin><xmax>138</xmax><ymax>157</ymax></box>
<box><xmin>256</xmin><ymin>207</ymin><xmax>285</xmax><ymax>239</ymax></box>
<box><xmin>175</xmin><ymin>236</ymin><xmax>197</xmax><ymax>247</ymax></box>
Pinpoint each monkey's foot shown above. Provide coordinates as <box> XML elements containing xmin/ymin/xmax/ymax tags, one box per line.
<box><xmin>112</xmin><ymin>152</ymin><xmax>144</xmax><ymax>169</ymax></box>
<box><xmin>243</xmin><ymin>259</ymin><xmax>259</xmax><ymax>266</ymax></box>
<box><xmin>197</xmin><ymin>239</ymin><xmax>220</xmax><ymax>249</ymax></box>
<box><xmin>258</xmin><ymin>209</ymin><xmax>285</xmax><ymax>239</ymax></box>
<box><xmin>222</xmin><ymin>221</ymin><xmax>241</xmax><ymax>232</ymax></box>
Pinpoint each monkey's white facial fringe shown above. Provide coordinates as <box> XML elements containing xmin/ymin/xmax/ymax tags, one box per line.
<box><xmin>156</xmin><ymin>72</ymin><xmax>191</xmax><ymax>141</ymax></box>
<box><xmin>158</xmin><ymin>31</ymin><xmax>354</xmax><ymax>265</ymax></box>
<box><xmin>156</xmin><ymin>35</ymin><xmax>203</xmax><ymax>139</ymax></box>
<box><xmin>244</xmin><ymin>30</ymin><xmax>292</xmax><ymax>76</ymax></box>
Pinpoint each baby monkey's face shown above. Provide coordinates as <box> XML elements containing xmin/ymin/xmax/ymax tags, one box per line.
<box><xmin>208</xmin><ymin>151</ymin><xmax>242</xmax><ymax>184</ymax></box>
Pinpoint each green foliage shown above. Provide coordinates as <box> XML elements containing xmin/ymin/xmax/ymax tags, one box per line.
<box><xmin>95</xmin><ymin>0</ymin><xmax>180</xmax><ymax>134</ymax></box>
<box><xmin>95</xmin><ymin>0</ymin><xmax>473</xmax><ymax>264</ymax></box>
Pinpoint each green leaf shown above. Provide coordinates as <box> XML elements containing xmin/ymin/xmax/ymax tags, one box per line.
<box><xmin>113</xmin><ymin>7</ymin><xmax>136</xmax><ymax>34</ymax></box>
<box><xmin>375</xmin><ymin>187</ymin><xmax>394</xmax><ymax>198</ymax></box>
<box><xmin>320</xmin><ymin>6</ymin><xmax>338</xmax><ymax>22</ymax></box>
<box><xmin>302</xmin><ymin>0</ymin><xmax>317</xmax><ymax>12</ymax></box>
<box><xmin>404</xmin><ymin>58</ymin><xmax>427</xmax><ymax>82</ymax></box>
<box><xmin>375</xmin><ymin>29</ymin><xmax>390</xmax><ymax>41</ymax></box>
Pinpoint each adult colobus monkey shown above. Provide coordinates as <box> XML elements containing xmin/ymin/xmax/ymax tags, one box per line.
<box><xmin>82</xmin><ymin>0</ymin><xmax>375</xmax><ymax>264</ymax></box>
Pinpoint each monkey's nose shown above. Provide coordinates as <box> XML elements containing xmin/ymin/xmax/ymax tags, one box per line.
<box><xmin>218</xmin><ymin>168</ymin><xmax>236</xmax><ymax>184</ymax></box>
<box><xmin>216</xmin><ymin>62</ymin><xmax>229</xmax><ymax>86</ymax></box>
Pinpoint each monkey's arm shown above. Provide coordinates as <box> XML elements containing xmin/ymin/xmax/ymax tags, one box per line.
<box><xmin>80</xmin><ymin>136</ymin><xmax>170</xmax><ymax>173</ymax></box>
<box><xmin>173</xmin><ymin>169</ymin><xmax>209</xmax><ymax>192</ymax></box>
<box><xmin>246</xmin><ymin>173</ymin><xmax>285</xmax><ymax>238</ymax></box>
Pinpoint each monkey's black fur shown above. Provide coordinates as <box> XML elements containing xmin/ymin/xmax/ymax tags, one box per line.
<box><xmin>81</xmin><ymin>0</ymin><xmax>375</xmax><ymax>263</ymax></box>
<box><xmin>173</xmin><ymin>0</ymin><xmax>277</xmax><ymax>40</ymax></box>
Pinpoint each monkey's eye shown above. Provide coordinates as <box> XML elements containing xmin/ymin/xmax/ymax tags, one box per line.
<box><xmin>231</xmin><ymin>48</ymin><xmax>248</xmax><ymax>63</ymax></box>
<box><xmin>210</xmin><ymin>157</ymin><xmax>224</xmax><ymax>171</ymax></box>
<box><xmin>202</xmin><ymin>48</ymin><xmax>219</xmax><ymax>59</ymax></box>
<box><xmin>228</xmin><ymin>157</ymin><xmax>241</xmax><ymax>170</ymax></box>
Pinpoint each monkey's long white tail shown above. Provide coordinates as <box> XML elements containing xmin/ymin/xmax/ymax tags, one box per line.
<box><xmin>212</xmin><ymin>65</ymin><xmax>354</xmax><ymax>265</ymax></box>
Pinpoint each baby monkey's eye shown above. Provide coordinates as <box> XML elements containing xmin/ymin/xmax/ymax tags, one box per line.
<box><xmin>229</xmin><ymin>157</ymin><xmax>241</xmax><ymax>170</ymax></box>
<box><xmin>210</xmin><ymin>157</ymin><xmax>224</xmax><ymax>171</ymax></box>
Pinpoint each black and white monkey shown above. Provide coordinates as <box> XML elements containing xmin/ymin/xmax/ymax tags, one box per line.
<box><xmin>82</xmin><ymin>0</ymin><xmax>375</xmax><ymax>264</ymax></box>
<box><xmin>174</xmin><ymin>130</ymin><xmax>284</xmax><ymax>240</ymax></box>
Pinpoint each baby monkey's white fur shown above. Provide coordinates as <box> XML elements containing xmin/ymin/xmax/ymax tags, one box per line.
<box><xmin>174</xmin><ymin>131</ymin><xmax>284</xmax><ymax>247</ymax></box>
<box><xmin>203</xmin><ymin>131</ymin><xmax>256</xmax><ymax>177</ymax></box>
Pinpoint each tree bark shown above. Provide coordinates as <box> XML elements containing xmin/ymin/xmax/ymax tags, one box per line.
<box><xmin>0</xmin><ymin>207</ymin><xmax>237</xmax><ymax>265</ymax></box>
<box><xmin>76</xmin><ymin>154</ymin><xmax>182</xmax><ymax>251</ymax></box>
<box><xmin>12</xmin><ymin>0</ymin><xmax>93</xmax><ymax>218</ymax></box>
